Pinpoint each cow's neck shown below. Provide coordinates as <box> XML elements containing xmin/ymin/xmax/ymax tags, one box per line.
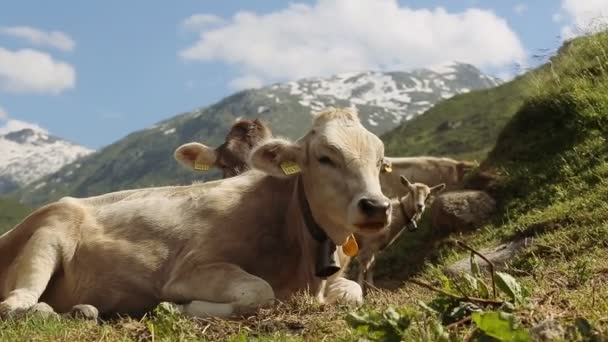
<box><xmin>382</xmin><ymin>196</ymin><xmax>417</xmax><ymax>249</ymax></box>
<box><xmin>275</xmin><ymin>176</ymin><xmax>343</xmax><ymax>299</ymax></box>
<box><xmin>296</xmin><ymin>176</ymin><xmax>341</xmax><ymax>278</ymax></box>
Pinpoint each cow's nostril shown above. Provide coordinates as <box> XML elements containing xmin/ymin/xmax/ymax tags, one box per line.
<box><xmin>358</xmin><ymin>198</ymin><xmax>390</xmax><ymax>216</ymax></box>
<box><xmin>417</xmin><ymin>204</ymin><xmax>424</xmax><ymax>211</ymax></box>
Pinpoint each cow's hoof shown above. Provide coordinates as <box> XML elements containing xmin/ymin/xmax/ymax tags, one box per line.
<box><xmin>27</xmin><ymin>302</ymin><xmax>59</xmax><ymax>319</ymax></box>
<box><xmin>0</xmin><ymin>302</ymin><xmax>58</xmax><ymax>320</ymax></box>
<box><xmin>0</xmin><ymin>302</ymin><xmax>26</xmax><ymax>320</ymax></box>
<box><xmin>69</xmin><ymin>304</ymin><xmax>99</xmax><ymax>321</ymax></box>
<box><xmin>0</xmin><ymin>302</ymin><xmax>12</xmax><ymax>320</ymax></box>
<box><xmin>325</xmin><ymin>278</ymin><xmax>364</xmax><ymax>306</ymax></box>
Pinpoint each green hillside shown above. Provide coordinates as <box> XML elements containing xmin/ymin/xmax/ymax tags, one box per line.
<box><xmin>382</xmin><ymin>73</ymin><xmax>532</xmax><ymax>161</ymax></box>
<box><xmin>367</xmin><ymin>30</ymin><xmax>608</xmax><ymax>339</ymax></box>
<box><xmin>0</xmin><ymin>198</ymin><xmax>30</xmax><ymax>235</ymax></box>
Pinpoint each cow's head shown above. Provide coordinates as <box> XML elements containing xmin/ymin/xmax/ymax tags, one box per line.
<box><xmin>250</xmin><ymin>108</ymin><xmax>390</xmax><ymax>245</ymax></box>
<box><xmin>400</xmin><ymin>176</ymin><xmax>445</xmax><ymax>221</ymax></box>
<box><xmin>174</xmin><ymin>118</ymin><xmax>272</xmax><ymax>178</ymax></box>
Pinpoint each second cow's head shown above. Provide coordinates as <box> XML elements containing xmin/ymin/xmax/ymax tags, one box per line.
<box><xmin>175</xmin><ymin>118</ymin><xmax>273</xmax><ymax>178</ymax></box>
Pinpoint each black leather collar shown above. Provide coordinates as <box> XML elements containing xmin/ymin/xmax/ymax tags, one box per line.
<box><xmin>296</xmin><ymin>176</ymin><xmax>340</xmax><ymax>278</ymax></box>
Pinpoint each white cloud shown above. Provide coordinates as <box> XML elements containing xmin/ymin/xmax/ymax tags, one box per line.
<box><xmin>513</xmin><ymin>4</ymin><xmax>528</xmax><ymax>15</ymax></box>
<box><xmin>552</xmin><ymin>13</ymin><xmax>563</xmax><ymax>23</ymax></box>
<box><xmin>556</xmin><ymin>0</ymin><xmax>608</xmax><ymax>38</ymax></box>
<box><xmin>0</xmin><ymin>118</ymin><xmax>48</xmax><ymax>135</ymax></box>
<box><xmin>0</xmin><ymin>47</ymin><xmax>76</xmax><ymax>94</ymax></box>
<box><xmin>181</xmin><ymin>14</ymin><xmax>225</xmax><ymax>31</ymax></box>
<box><xmin>180</xmin><ymin>0</ymin><xmax>525</xmax><ymax>87</ymax></box>
<box><xmin>0</xmin><ymin>26</ymin><xmax>75</xmax><ymax>52</ymax></box>
<box><xmin>229</xmin><ymin>75</ymin><xmax>264</xmax><ymax>90</ymax></box>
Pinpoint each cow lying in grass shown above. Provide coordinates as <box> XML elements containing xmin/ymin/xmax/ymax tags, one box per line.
<box><xmin>174</xmin><ymin>118</ymin><xmax>272</xmax><ymax>178</ymax></box>
<box><xmin>355</xmin><ymin>177</ymin><xmax>445</xmax><ymax>290</ymax></box>
<box><xmin>0</xmin><ymin>107</ymin><xmax>415</xmax><ymax>320</ymax></box>
<box><xmin>380</xmin><ymin>157</ymin><xmax>476</xmax><ymax>198</ymax></box>
<box><xmin>175</xmin><ymin>119</ymin><xmax>447</xmax><ymax>295</ymax></box>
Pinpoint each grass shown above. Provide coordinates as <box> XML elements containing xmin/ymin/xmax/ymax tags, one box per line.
<box><xmin>3</xmin><ymin>31</ymin><xmax>608</xmax><ymax>341</ymax></box>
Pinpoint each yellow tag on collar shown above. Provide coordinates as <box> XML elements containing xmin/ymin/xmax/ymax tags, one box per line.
<box><xmin>342</xmin><ymin>234</ymin><xmax>359</xmax><ymax>257</ymax></box>
<box><xmin>280</xmin><ymin>161</ymin><xmax>301</xmax><ymax>175</ymax></box>
<box><xmin>382</xmin><ymin>164</ymin><xmax>392</xmax><ymax>173</ymax></box>
<box><xmin>194</xmin><ymin>160</ymin><xmax>210</xmax><ymax>171</ymax></box>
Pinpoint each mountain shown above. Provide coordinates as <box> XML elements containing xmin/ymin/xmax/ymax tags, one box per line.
<box><xmin>14</xmin><ymin>62</ymin><xmax>499</xmax><ymax>205</ymax></box>
<box><xmin>263</xmin><ymin>62</ymin><xmax>501</xmax><ymax>134</ymax></box>
<box><xmin>382</xmin><ymin>72</ymin><xmax>530</xmax><ymax>161</ymax></box>
<box><xmin>0</xmin><ymin>126</ymin><xmax>93</xmax><ymax>194</ymax></box>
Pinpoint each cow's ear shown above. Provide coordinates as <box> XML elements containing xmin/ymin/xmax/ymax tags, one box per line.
<box><xmin>430</xmin><ymin>183</ymin><xmax>446</xmax><ymax>194</ymax></box>
<box><xmin>174</xmin><ymin>142</ymin><xmax>217</xmax><ymax>171</ymax></box>
<box><xmin>250</xmin><ymin>138</ymin><xmax>302</xmax><ymax>178</ymax></box>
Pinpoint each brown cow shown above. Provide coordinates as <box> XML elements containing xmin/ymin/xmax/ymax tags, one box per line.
<box><xmin>174</xmin><ymin>118</ymin><xmax>272</xmax><ymax>178</ymax></box>
<box><xmin>0</xmin><ymin>108</ymin><xmax>411</xmax><ymax>319</ymax></box>
<box><xmin>380</xmin><ymin>157</ymin><xmax>476</xmax><ymax>198</ymax></box>
<box><xmin>355</xmin><ymin>176</ymin><xmax>445</xmax><ymax>290</ymax></box>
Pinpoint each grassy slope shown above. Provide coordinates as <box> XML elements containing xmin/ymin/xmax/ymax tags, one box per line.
<box><xmin>2</xmin><ymin>32</ymin><xmax>608</xmax><ymax>340</ymax></box>
<box><xmin>382</xmin><ymin>73</ymin><xmax>530</xmax><ymax>162</ymax></box>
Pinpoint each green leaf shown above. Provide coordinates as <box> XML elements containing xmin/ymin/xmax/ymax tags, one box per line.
<box><xmin>462</xmin><ymin>273</ymin><xmax>479</xmax><ymax>292</ymax></box>
<box><xmin>472</xmin><ymin>311</ymin><xmax>530</xmax><ymax>342</ymax></box>
<box><xmin>431</xmin><ymin>321</ymin><xmax>450</xmax><ymax>342</ymax></box>
<box><xmin>449</xmin><ymin>302</ymin><xmax>482</xmax><ymax>322</ymax></box>
<box><xmin>478</xmin><ymin>278</ymin><xmax>490</xmax><ymax>299</ymax></box>
<box><xmin>471</xmin><ymin>253</ymin><xmax>482</xmax><ymax>278</ymax></box>
<box><xmin>417</xmin><ymin>300</ymin><xmax>440</xmax><ymax>315</ymax></box>
<box><xmin>494</xmin><ymin>272</ymin><xmax>524</xmax><ymax>304</ymax></box>
<box><xmin>346</xmin><ymin>307</ymin><xmax>413</xmax><ymax>342</ymax></box>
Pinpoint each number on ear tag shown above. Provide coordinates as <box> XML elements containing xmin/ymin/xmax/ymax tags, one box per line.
<box><xmin>194</xmin><ymin>160</ymin><xmax>210</xmax><ymax>171</ymax></box>
<box><xmin>280</xmin><ymin>161</ymin><xmax>301</xmax><ymax>175</ymax></box>
<box><xmin>342</xmin><ymin>234</ymin><xmax>359</xmax><ymax>257</ymax></box>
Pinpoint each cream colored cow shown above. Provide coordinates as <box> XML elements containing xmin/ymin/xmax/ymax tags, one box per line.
<box><xmin>0</xmin><ymin>108</ymin><xmax>411</xmax><ymax>319</ymax></box>
<box><xmin>380</xmin><ymin>156</ymin><xmax>476</xmax><ymax>198</ymax></box>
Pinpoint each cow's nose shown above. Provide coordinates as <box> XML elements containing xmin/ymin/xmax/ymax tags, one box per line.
<box><xmin>358</xmin><ymin>198</ymin><xmax>390</xmax><ymax>216</ymax></box>
<box><xmin>417</xmin><ymin>203</ymin><xmax>425</xmax><ymax>211</ymax></box>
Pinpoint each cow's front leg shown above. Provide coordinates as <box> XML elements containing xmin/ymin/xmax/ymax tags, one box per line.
<box><xmin>324</xmin><ymin>276</ymin><xmax>363</xmax><ymax>306</ymax></box>
<box><xmin>161</xmin><ymin>262</ymin><xmax>275</xmax><ymax>318</ymax></box>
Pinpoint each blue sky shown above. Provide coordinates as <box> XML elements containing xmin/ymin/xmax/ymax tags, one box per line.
<box><xmin>0</xmin><ymin>0</ymin><xmax>606</xmax><ymax>149</ymax></box>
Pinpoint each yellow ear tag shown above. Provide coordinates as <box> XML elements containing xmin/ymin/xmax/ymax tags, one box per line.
<box><xmin>383</xmin><ymin>164</ymin><xmax>392</xmax><ymax>173</ymax></box>
<box><xmin>280</xmin><ymin>161</ymin><xmax>301</xmax><ymax>175</ymax></box>
<box><xmin>193</xmin><ymin>160</ymin><xmax>210</xmax><ymax>171</ymax></box>
<box><xmin>342</xmin><ymin>234</ymin><xmax>359</xmax><ymax>257</ymax></box>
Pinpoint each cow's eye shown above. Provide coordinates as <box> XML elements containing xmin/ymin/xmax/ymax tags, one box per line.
<box><xmin>318</xmin><ymin>156</ymin><xmax>336</xmax><ymax>167</ymax></box>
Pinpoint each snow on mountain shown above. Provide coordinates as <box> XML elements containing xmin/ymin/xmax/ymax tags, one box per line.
<box><xmin>261</xmin><ymin>62</ymin><xmax>501</xmax><ymax>132</ymax></box>
<box><xmin>0</xmin><ymin>122</ymin><xmax>93</xmax><ymax>194</ymax></box>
